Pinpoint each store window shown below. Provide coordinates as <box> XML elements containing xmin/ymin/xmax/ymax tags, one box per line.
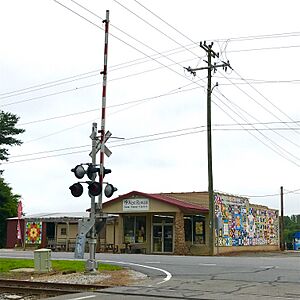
<box><xmin>124</xmin><ymin>216</ymin><xmax>146</xmax><ymax>243</ymax></box>
<box><xmin>184</xmin><ymin>215</ymin><xmax>205</xmax><ymax>244</ymax></box>
<box><xmin>60</xmin><ymin>228</ymin><xmax>67</xmax><ymax>236</ymax></box>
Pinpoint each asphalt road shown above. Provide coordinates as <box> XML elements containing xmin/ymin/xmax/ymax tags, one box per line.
<box><xmin>1</xmin><ymin>249</ymin><xmax>300</xmax><ymax>299</ymax></box>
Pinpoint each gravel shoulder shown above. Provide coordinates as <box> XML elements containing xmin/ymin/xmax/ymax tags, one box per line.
<box><xmin>0</xmin><ymin>268</ymin><xmax>148</xmax><ymax>286</ymax></box>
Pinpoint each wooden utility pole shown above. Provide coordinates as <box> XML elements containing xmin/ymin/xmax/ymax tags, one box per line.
<box><xmin>280</xmin><ymin>186</ymin><xmax>285</xmax><ymax>251</ymax></box>
<box><xmin>185</xmin><ymin>41</ymin><xmax>232</xmax><ymax>256</ymax></box>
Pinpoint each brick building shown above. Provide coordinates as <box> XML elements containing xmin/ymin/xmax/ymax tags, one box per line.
<box><xmin>103</xmin><ymin>191</ymin><xmax>279</xmax><ymax>255</ymax></box>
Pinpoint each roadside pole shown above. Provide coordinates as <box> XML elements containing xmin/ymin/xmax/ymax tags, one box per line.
<box><xmin>280</xmin><ymin>186</ymin><xmax>285</xmax><ymax>251</ymax></box>
<box><xmin>185</xmin><ymin>41</ymin><xmax>232</xmax><ymax>256</ymax></box>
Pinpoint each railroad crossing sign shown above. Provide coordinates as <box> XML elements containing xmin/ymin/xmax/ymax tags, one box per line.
<box><xmin>89</xmin><ymin>130</ymin><xmax>112</xmax><ymax>158</ymax></box>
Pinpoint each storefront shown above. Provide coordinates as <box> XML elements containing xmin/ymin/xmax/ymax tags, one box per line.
<box><xmin>103</xmin><ymin>191</ymin><xmax>210</xmax><ymax>255</ymax></box>
<box><xmin>6</xmin><ymin>212</ymin><xmax>111</xmax><ymax>252</ymax></box>
<box><xmin>103</xmin><ymin>190</ymin><xmax>280</xmax><ymax>255</ymax></box>
<box><xmin>6</xmin><ymin>191</ymin><xmax>279</xmax><ymax>255</ymax></box>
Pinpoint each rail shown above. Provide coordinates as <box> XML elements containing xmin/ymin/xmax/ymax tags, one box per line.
<box><xmin>0</xmin><ymin>279</ymin><xmax>110</xmax><ymax>298</ymax></box>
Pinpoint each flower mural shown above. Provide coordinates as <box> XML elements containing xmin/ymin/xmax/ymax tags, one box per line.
<box><xmin>25</xmin><ymin>222</ymin><xmax>42</xmax><ymax>244</ymax></box>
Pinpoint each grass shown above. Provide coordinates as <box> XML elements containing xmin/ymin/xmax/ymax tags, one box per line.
<box><xmin>0</xmin><ymin>258</ymin><xmax>122</xmax><ymax>273</ymax></box>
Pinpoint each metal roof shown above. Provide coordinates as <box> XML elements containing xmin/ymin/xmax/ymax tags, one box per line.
<box><xmin>7</xmin><ymin>212</ymin><xmax>89</xmax><ymax>221</ymax></box>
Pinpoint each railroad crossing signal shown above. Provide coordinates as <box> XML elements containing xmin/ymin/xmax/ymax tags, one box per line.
<box><xmin>69</xmin><ymin>163</ymin><xmax>117</xmax><ymax>198</ymax></box>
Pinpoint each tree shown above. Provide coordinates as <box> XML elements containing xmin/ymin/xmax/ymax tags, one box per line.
<box><xmin>0</xmin><ymin>111</ymin><xmax>25</xmax><ymax>163</ymax></box>
<box><xmin>0</xmin><ymin>110</ymin><xmax>25</xmax><ymax>247</ymax></box>
<box><xmin>284</xmin><ymin>215</ymin><xmax>300</xmax><ymax>249</ymax></box>
<box><xmin>0</xmin><ymin>178</ymin><xmax>20</xmax><ymax>247</ymax></box>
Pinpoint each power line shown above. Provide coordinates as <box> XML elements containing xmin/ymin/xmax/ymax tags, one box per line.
<box><xmin>0</xmin><ymin>82</ymin><xmax>100</xmax><ymax>108</ymax></box>
<box><xmin>21</xmin><ymin>84</ymin><xmax>202</xmax><ymax>142</ymax></box>
<box><xmin>227</xmin><ymin>44</ymin><xmax>300</xmax><ymax>53</ymax></box>
<box><xmin>216</xmin><ymin>87</ymin><xmax>300</xmax><ymax>149</ymax></box>
<box><xmin>18</xmin><ymin>83</ymin><xmax>201</xmax><ymax>129</ymax></box>
<box><xmin>52</xmin><ymin>0</ymin><xmax>207</xmax><ymax>93</ymax></box>
<box><xmin>7</xmin><ymin>121</ymin><xmax>300</xmax><ymax>161</ymax></box>
<box><xmin>0</xmin><ymin>70</ymin><xmax>99</xmax><ymax>99</ymax></box>
<box><xmin>126</xmin><ymin>0</ymin><xmax>300</xmax><ymax>165</ymax></box>
<box><xmin>109</xmin><ymin>0</ymin><xmax>201</xmax><ymax>60</ymax></box>
<box><xmin>216</xmin><ymin>90</ymin><xmax>300</xmax><ymax>162</ymax></box>
<box><xmin>3</xmin><ymin>13</ymin><xmax>300</xmax><ymax>102</ymax></box>
<box><xmin>214</xmin><ymin>31</ymin><xmax>300</xmax><ymax>42</ymax></box>
<box><xmin>0</xmin><ymin>72</ymin><xmax>100</xmax><ymax>101</ymax></box>
<box><xmin>3</xmin><ymin>41</ymin><xmax>300</xmax><ymax>101</ymax></box>
<box><xmin>216</xmin><ymin>77</ymin><xmax>300</xmax><ymax>85</ymax></box>
<box><xmin>132</xmin><ymin>0</ymin><xmax>300</xmax><ymax>143</ymax></box>
<box><xmin>19</xmin><ymin>108</ymin><xmax>98</xmax><ymax>126</ymax></box>
<box><xmin>11</xmin><ymin>1</ymin><xmax>300</xmax><ymax>170</ymax></box>
<box><xmin>1</xmin><ymin>56</ymin><xmax>201</xmax><ymax>109</ymax></box>
<box><xmin>0</xmin><ymin>42</ymin><xmax>197</xmax><ymax>100</ymax></box>
<box><xmin>212</xmin><ymin>91</ymin><xmax>300</xmax><ymax>167</ymax></box>
<box><xmin>219</xmin><ymin>71</ymin><xmax>300</xmax><ymax>138</ymax></box>
<box><xmin>232</xmin><ymin>69</ymin><xmax>300</xmax><ymax>131</ymax></box>
<box><xmin>133</xmin><ymin>0</ymin><xmax>197</xmax><ymax>46</ymax></box>
<box><xmin>3</xmin><ymin>127</ymin><xmax>207</xmax><ymax>164</ymax></box>
<box><xmin>5</xmin><ymin>0</ymin><xmax>300</xmax><ymax>101</ymax></box>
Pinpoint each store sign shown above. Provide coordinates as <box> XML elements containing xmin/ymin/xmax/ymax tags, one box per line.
<box><xmin>123</xmin><ymin>198</ymin><xmax>149</xmax><ymax>211</ymax></box>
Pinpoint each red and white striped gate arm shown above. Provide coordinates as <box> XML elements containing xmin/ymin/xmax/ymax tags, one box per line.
<box><xmin>99</xmin><ymin>10</ymin><xmax>110</xmax><ymax>209</ymax></box>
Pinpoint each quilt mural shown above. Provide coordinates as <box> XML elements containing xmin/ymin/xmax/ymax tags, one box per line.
<box><xmin>214</xmin><ymin>194</ymin><xmax>279</xmax><ymax>247</ymax></box>
<box><xmin>25</xmin><ymin>222</ymin><xmax>42</xmax><ymax>244</ymax></box>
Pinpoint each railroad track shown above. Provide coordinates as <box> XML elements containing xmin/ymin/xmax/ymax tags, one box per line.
<box><xmin>0</xmin><ymin>279</ymin><xmax>110</xmax><ymax>298</ymax></box>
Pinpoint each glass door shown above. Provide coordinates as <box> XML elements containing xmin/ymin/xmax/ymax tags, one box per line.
<box><xmin>153</xmin><ymin>225</ymin><xmax>163</xmax><ymax>252</ymax></box>
<box><xmin>163</xmin><ymin>225</ymin><xmax>173</xmax><ymax>252</ymax></box>
<box><xmin>152</xmin><ymin>215</ymin><xmax>174</xmax><ymax>253</ymax></box>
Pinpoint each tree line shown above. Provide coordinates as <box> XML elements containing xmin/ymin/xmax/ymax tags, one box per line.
<box><xmin>284</xmin><ymin>215</ymin><xmax>300</xmax><ymax>249</ymax></box>
<box><xmin>0</xmin><ymin>111</ymin><xmax>24</xmax><ymax>247</ymax></box>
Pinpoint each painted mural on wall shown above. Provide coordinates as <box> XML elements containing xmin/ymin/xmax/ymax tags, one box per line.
<box><xmin>25</xmin><ymin>222</ymin><xmax>42</xmax><ymax>244</ymax></box>
<box><xmin>214</xmin><ymin>194</ymin><xmax>279</xmax><ymax>247</ymax></box>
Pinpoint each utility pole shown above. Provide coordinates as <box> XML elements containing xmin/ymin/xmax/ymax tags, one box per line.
<box><xmin>280</xmin><ymin>186</ymin><xmax>285</xmax><ymax>251</ymax></box>
<box><xmin>185</xmin><ymin>41</ymin><xmax>232</xmax><ymax>256</ymax></box>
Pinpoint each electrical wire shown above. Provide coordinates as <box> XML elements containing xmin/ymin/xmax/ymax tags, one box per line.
<box><xmin>0</xmin><ymin>42</ymin><xmax>197</xmax><ymax>100</ymax></box>
<box><xmin>131</xmin><ymin>0</ymin><xmax>300</xmax><ymax>141</ymax></box>
<box><xmin>0</xmin><ymin>56</ymin><xmax>201</xmax><ymax>109</ymax></box>
<box><xmin>7</xmin><ymin>121</ymin><xmax>300</xmax><ymax>161</ymax></box>
<box><xmin>52</xmin><ymin>0</ymin><xmax>204</xmax><ymax>88</ymax></box>
<box><xmin>21</xmin><ymin>84</ymin><xmax>202</xmax><ymax>142</ymax></box>
<box><xmin>12</xmin><ymin>0</ymin><xmax>300</xmax><ymax>171</ymax></box>
<box><xmin>212</xmin><ymin>91</ymin><xmax>300</xmax><ymax>167</ymax></box>
<box><xmin>216</xmin><ymin>77</ymin><xmax>300</xmax><ymax>86</ymax></box>
<box><xmin>219</xmin><ymin>71</ymin><xmax>300</xmax><ymax>137</ymax></box>
<box><xmin>216</xmin><ymin>88</ymin><xmax>300</xmax><ymax>149</ymax></box>
<box><xmin>105</xmin><ymin>0</ymin><xmax>202</xmax><ymax>60</ymax></box>
<box><xmin>232</xmin><ymin>69</ymin><xmax>300</xmax><ymax>131</ymax></box>
<box><xmin>227</xmin><ymin>44</ymin><xmax>300</xmax><ymax>53</ymax></box>
<box><xmin>0</xmin><ymin>70</ymin><xmax>99</xmax><ymax>100</ymax></box>
<box><xmin>124</xmin><ymin>0</ymin><xmax>300</xmax><ymax>166</ymax></box>
<box><xmin>214</xmin><ymin>31</ymin><xmax>300</xmax><ymax>42</ymax></box>
<box><xmin>3</xmin><ymin>127</ymin><xmax>207</xmax><ymax>164</ymax></box>
<box><xmin>3</xmin><ymin>41</ymin><xmax>300</xmax><ymax>102</ymax></box>
<box><xmin>18</xmin><ymin>81</ymin><xmax>202</xmax><ymax>126</ymax></box>
<box><xmin>5</xmin><ymin>0</ymin><xmax>300</xmax><ymax>101</ymax></box>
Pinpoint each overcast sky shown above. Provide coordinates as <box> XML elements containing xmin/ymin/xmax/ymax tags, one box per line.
<box><xmin>1</xmin><ymin>0</ymin><xmax>300</xmax><ymax>216</ymax></box>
